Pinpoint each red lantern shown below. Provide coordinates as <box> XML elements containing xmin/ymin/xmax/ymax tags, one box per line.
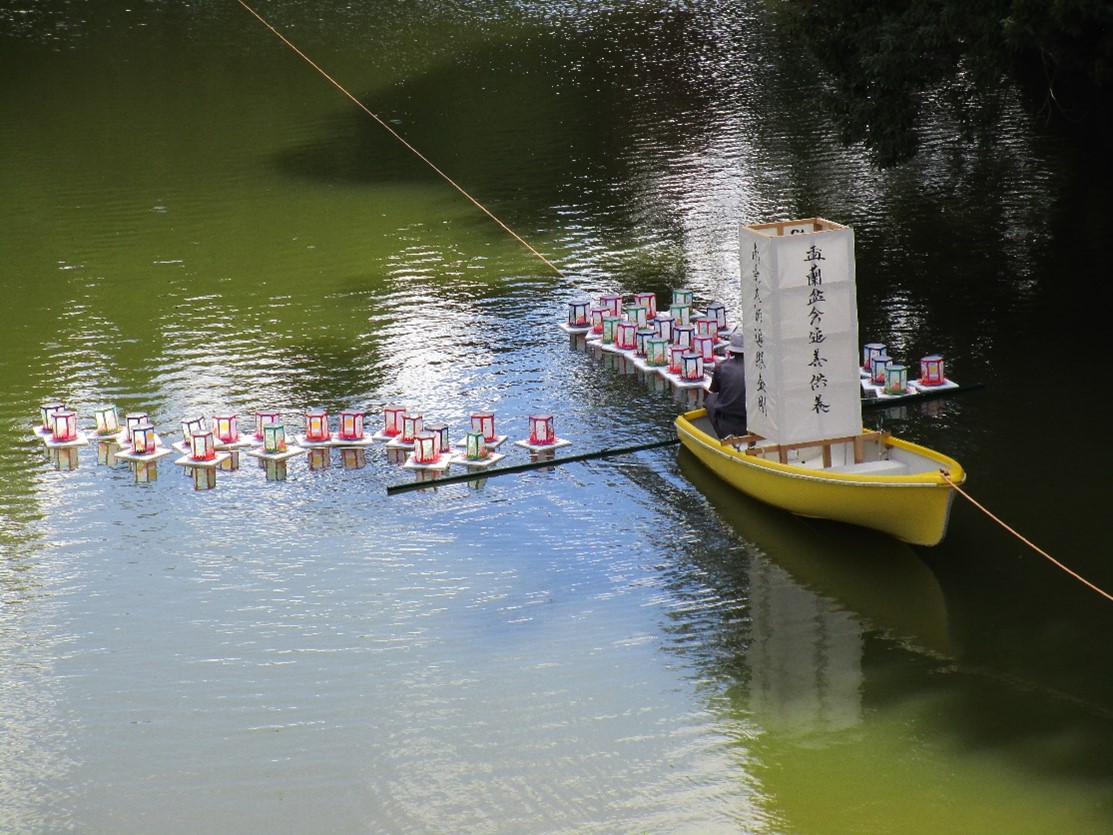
<box><xmin>529</xmin><ymin>415</ymin><xmax>555</xmax><ymax>445</ymax></box>
<box><xmin>304</xmin><ymin>409</ymin><xmax>331</xmax><ymax>442</ymax></box>
<box><xmin>470</xmin><ymin>411</ymin><xmax>496</xmax><ymax>441</ymax></box>
<box><xmin>634</xmin><ymin>292</ymin><xmax>657</xmax><ymax>318</ymax></box>
<box><xmin>339</xmin><ymin>410</ymin><xmax>365</xmax><ymax>440</ymax></box>
<box><xmin>919</xmin><ymin>355</ymin><xmax>945</xmax><ymax>386</ymax></box>
<box><xmin>255</xmin><ymin>410</ymin><xmax>281</xmax><ymax>440</ymax></box>
<box><xmin>383</xmin><ymin>405</ymin><xmax>407</xmax><ymax>437</ymax></box>
<box><xmin>401</xmin><ymin>413</ymin><xmax>424</xmax><ymax>443</ymax></box>
<box><xmin>213</xmin><ymin>414</ymin><xmax>239</xmax><ymax>444</ymax></box>
<box><xmin>52</xmin><ymin>410</ymin><xmax>78</xmax><ymax>442</ymax></box>
<box><xmin>181</xmin><ymin>416</ymin><xmax>206</xmax><ymax>446</ymax></box>
<box><xmin>616</xmin><ymin>321</ymin><xmax>637</xmax><ymax>350</ymax></box>
<box><xmin>693</xmin><ymin>334</ymin><xmax>715</xmax><ymax>363</ymax></box>
<box><xmin>413</xmin><ymin>432</ymin><xmax>439</xmax><ymax>464</ymax></box>
<box><xmin>40</xmin><ymin>402</ymin><xmax>66</xmax><ymax>433</ymax></box>
<box><xmin>190</xmin><ymin>429</ymin><xmax>216</xmax><ymax>461</ymax></box>
<box><xmin>590</xmin><ymin>307</ymin><xmax>607</xmax><ymax>334</ymax></box>
<box><xmin>599</xmin><ymin>294</ymin><xmax>623</xmax><ymax>316</ymax></box>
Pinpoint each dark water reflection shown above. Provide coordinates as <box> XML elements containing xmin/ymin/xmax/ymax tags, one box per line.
<box><xmin>3</xmin><ymin>1</ymin><xmax>1113</xmax><ymax>832</ymax></box>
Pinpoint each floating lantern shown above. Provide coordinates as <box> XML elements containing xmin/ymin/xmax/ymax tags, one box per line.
<box><xmin>339</xmin><ymin>410</ymin><xmax>365</xmax><ymax>441</ymax></box>
<box><xmin>601</xmin><ymin>315</ymin><xmax>621</xmax><ymax>344</ymax></box>
<box><xmin>669</xmin><ymin>304</ymin><xmax>691</xmax><ymax>326</ymax></box>
<box><xmin>616</xmin><ymin>321</ymin><xmax>637</xmax><ymax>350</ymax></box>
<box><xmin>705</xmin><ymin>302</ymin><xmax>727</xmax><ymax>330</ymax></box>
<box><xmin>634</xmin><ymin>292</ymin><xmax>657</xmax><ymax>318</ymax></box>
<box><xmin>599</xmin><ymin>294</ymin><xmax>623</xmax><ymax>317</ymax></box>
<box><xmin>254</xmin><ymin>410</ymin><xmax>281</xmax><ymax>439</ymax></box>
<box><xmin>673</xmin><ymin>324</ymin><xmax>695</xmax><ymax>349</ymax></box>
<box><xmin>262</xmin><ymin>423</ymin><xmax>287</xmax><ymax>453</ymax></box>
<box><xmin>383</xmin><ymin>405</ymin><xmax>407</xmax><ymax>437</ymax></box>
<box><xmin>124</xmin><ymin>412</ymin><xmax>149</xmax><ymax>442</ymax></box>
<box><xmin>52</xmin><ymin>409</ymin><xmax>78</xmax><ymax>442</ymax></box>
<box><xmin>667</xmin><ymin>344</ymin><xmax>684</xmax><ymax>374</ymax></box>
<box><xmin>693</xmin><ymin>334</ymin><xmax>715</xmax><ymax>363</ymax></box>
<box><xmin>424</xmin><ymin>423</ymin><xmax>451</xmax><ymax>453</ymax></box>
<box><xmin>181</xmin><ymin>416</ymin><xmax>207</xmax><ymax>445</ymax></box>
<box><xmin>304</xmin><ymin>409</ymin><xmax>331</xmax><ymax>442</ymax></box>
<box><xmin>671</xmin><ymin>288</ymin><xmax>694</xmax><ymax>307</ymax></box>
<box><xmin>213</xmin><ymin>413</ymin><xmax>239</xmax><ymax>444</ymax></box>
<box><xmin>884</xmin><ymin>364</ymin><xmax>908</xmax><ymax>395</ymax></box>
<box><xmin>93</xmin><ymin>405</ymin><xmax>120</xmax><ymax>436</ymax></box>
<box><xmin>870</xmin><ymin>354</ymin><xmax>892</xmax><ymax>386</ymax></box>
<box><xmin>635</xmin><ymin>328</ymin><xmax>655</xmax><ymax>357</ymax></box>
<box><xmin>694</xmin><ymin>317</ymin><xmax>718</xmax><ymax>338</ymax></box>
<box><xmin>919</xmin><ymin>354</ymin><xmax>946</xmax><ymax>386</ymax></box>
<box><xmin>413</xmin><ymin>432</ymin><xmax>439</xmax><ymax>464</ymax></box>
<box><xmin>132</xmin><ymin>421</ymin><xmax>158</xmax><ymax>456</ymax></box>
<box><xmin>624</xmin><ymin>304</ymin><xmax>648</xmax><ymax>329</ymax></box>
<box><xmin>400</xmin><ymin>413</ymin><xmax>424</xmax><ymax>443</ymax></box>
<box><xmin>681</xmin><ymin>351</ymin><xmax>704</xmax><ymax>381</ymax></box>
<box><xmin>567</xmin><ymin>299</ymin><xmax>591</xmax><ymax>328</ymax></box>
<box><xmin>465</xmin><ymin>429</ymin><xmax>488</xmax><ymax>460</ymax></box>
<box><xmin>653</xmin><ymin>315</ymin><xmax>674</xmax><ymax>343</ymax></box>
<box><xmin>189</xmin><ymin>429</ymin><xmax>216</xmax><ymax>461</ymax></box>
<box><xmin>862</xmin><ymin>343</ymin><xmax>886</xmax><ymax>370</ymax></box>
<box><xmin>470</xmin><ymin>411</ymin><xmax>496</xmax><ymax>441</ymax></box>
<box><xmin>646</xmin><ymin>337</ymin><xmax>669</xmax><ymax>366</ymax></box>
<box><xmin>589</xmin><ymin>307</ymin><xmax>607</xmax><ymax>335</ymax></box>
<box><xmin>40</xmin><ymin>402</ymin><xmax>66</xmax><ymax>433</ymax></box>
<box><xmin>529</xmin><ymin>415</ymin><xmax>555</xmax><ymax>445</ymax></box>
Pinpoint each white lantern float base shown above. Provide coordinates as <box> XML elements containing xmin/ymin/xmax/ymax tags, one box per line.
<box><xmin>328</xmin><ymin>435</ymin><xmax>378</xmax><ymax>448</ymax></box>
<box><xmin>446</xmin><ymin>451</ymin><xmax>506</xmax><ymax>469</ymax></box>
<box><xmin>513</xmin><ymin>437</ymin><xmax>572</xmax><ymax>452</ymax></box>
<box><xmin>174</xmin><ymin>451</ymin><xmax>231</xmax><ymax>469</ymax></box>
<box><xmin>245</xmin><ymin>446</ymin><xmax>306</xmax><ymax>461</ymax></box>
<box><xmin>860</xmin><ymin>380</ymin><xmax>916</xmax><ymax>399</ymax></box>
<box><xmin>661</xmin><ymin>370</ymin><xmax>710</xmax><ymax>389</ymax></box>
<box><xmin>116</xmin><ymin>445</ymin><xmax>175</xmax><ymax>463</ymax></box>
<box><xmin>402</xmin><ymin>454</ymin><xmax>452</xmax><ymax>472</ymax></box>
<box><xmin>453</xmin><ymin>435</ymin><xmax>508</xmax><ymax>449</ymax></box>
<box><xmin>294</xmin><ymin>434</ymin><xmax>335</xmax><ymax>449</ymax></box>
<box><xmin>42</xmin><ymin>430</ymin><xmax>89</xmax><ymax>448</ymax></box>
<box><xmin>558</xmin><ymin>321</ymin><xmax>591</xmax><ymax>334</ymax></box>
<box><xmin>911</xmin><ymin>377</ymin><xmax>959</xmax><ymax>392</ymax></box>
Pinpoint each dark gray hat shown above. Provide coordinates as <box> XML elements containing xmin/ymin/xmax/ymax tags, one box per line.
<box><xmin>727</xmin><ymin>330</ymin><xmax>744</xmax><ymax>354</ymax></box>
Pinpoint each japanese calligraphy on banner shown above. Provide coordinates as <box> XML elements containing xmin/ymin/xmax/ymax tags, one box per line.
<box><xmin>739</xmin><ymin>218</ymin><xmax>862</xmax><ymax>445</ymax></box>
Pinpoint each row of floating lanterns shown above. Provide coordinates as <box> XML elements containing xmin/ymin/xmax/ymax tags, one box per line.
<box><xmin>860</xmin><ymin>343</ymin><xmax>955</xmax><ymax>397</ymax></box>
<box><xmin>564</xmin><ymin>288</ymin><xmax>733</xmax><ymax>384</ymax></box>
<box><xmin>34</xmin><ymin>402</ymin><xmax>569</xmax><ymax>472</ymax></box>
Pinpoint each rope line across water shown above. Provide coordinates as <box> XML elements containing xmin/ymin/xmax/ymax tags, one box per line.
<box><xmin>234</xmin><ymin>0</ymin><xmax>564</xmax><ymax>277</ymax></box>
<box><xmin>942</xmin><ymin>472</ymin><xmax>1113</xmax><ymax>603</ymax></box>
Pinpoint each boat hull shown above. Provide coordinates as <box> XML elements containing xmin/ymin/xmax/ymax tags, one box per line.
<box><xmin>675</xmin><ymin>409</ymin><xmax>965</xmax><ymax>546</ymax></box>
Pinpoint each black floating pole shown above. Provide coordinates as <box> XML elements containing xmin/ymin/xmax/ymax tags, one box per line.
<box><xmin>386</xmin><ymin>438</ymin><xmax>680</xmax><ymax>496</ymax></box>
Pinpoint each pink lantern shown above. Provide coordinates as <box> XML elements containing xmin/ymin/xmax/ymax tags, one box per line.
<box><xmin>181</xmin><ymin>416</ymin><xmax>206</xmax><ymax>445</ymax></box>
<box><xmin>52</xmin><ymin>410</ymin><xmax>78</xmax><ymax>442</ymax></box>
<box><xmin>667</xmin><ymin>344</ymin><xmax>684</xmax><ymax>374</ymax></box>
<box><xmin>401</xmin><ymin>413</ymin><xmax>424</xmax><ymax>443</ymax></box>
<box><xmin>339</xmin><ymin>410</ymin><xmax>365</xmax><ymax>441</ymax></box>
<box><xmin>40</xmin><ymin>402</ymin><xmax>66</xmax><ymax>433</ymax></box>
<box><xmin>616</xmin><ymin>321</ymin><xmax>637</xmax><ymax>350</ymax></box>
<box><xmin>255</xmin><ymin>410</ymin><xmax>281</xmax><ymax>440</ymax></box>
<box><xmin>383</xmin><ymin>405</ymin><xmax>407</xmax><ymax>437</ymax></box>
<box><xmin>413</xmin><ymin>432</ymin><xmax>439</xmax><ymax>464</ymax></box>
<box><xmin>529</xmin><ymin>415</ymin><xmax>555</xmax><ymax>445</ymax></box>
<box><xmin>567</xmin><ymin>299</ymin><xmax>591</xmax><ymax>327</ymax></box>
<box><xmin>132</xmin><ymin>422</ymin><xmax>158</xmax><ymax>456</ymax></box>
<box><xmin>919</xmin><ymin>355</ymin><xmax>945</xmax><ymax>386</ymax></box>
<box><xmin>634</xmin><ymin>292</ymin><xmax>657</xmax><ymax>318</ymax></box>
<box><xmin>190</xmin><ymin>429</ymin><xmax>216</xmax><ymax>461</ymax></box>
<box><xmin>598</xmin><ymin>294</ymin><xmax>623</xmax><ymax>316</ymax></box>
<box><xmin>694</xmin><ymin>317</ymin><xmax>717</xmax><ymax>338</ymax></box>
<box><xmin>213</xmin><ymin>414</ymin><xmax>239</xmax><ymax>444</ymax></box>
<box><xmin>124</xmin><ymin>412</ymin><xmax>149</xmax><ymax>442</ymax></box>
<box><xmin>693</xmin><ymin>334</ymin><xmax>715</xmax><ymax>363</ymax></box>
<box><xmin>590</xmin><ymin>307</ymin><xmax>607</xmax><ymax>334</ymax></box>
<box><xmin>681</xmin><ymin>351</ymin><xmax>704</xmax><ymax>381</ymax></box>
<box><xmin>304</xmin><ymin>409</ymin><xmax>331</xmax><ymax>442</ymax></box>
<box><xmin>470</xmin><ymin>411</ymin><xmax>496</xmax><ymax>441</ymax></box>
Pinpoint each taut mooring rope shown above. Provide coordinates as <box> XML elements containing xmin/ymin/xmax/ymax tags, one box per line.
<box><xmin>941</xmin><ymin>472</ymin><xmax>1113</xmax><ymax>603</ymax></box>
<box><xmin>234</xmin><ymin>0</ymin><xmax>565</xmax><ymax>277</ymax></box>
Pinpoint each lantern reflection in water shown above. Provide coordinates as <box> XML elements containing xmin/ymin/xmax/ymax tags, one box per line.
<box><xmin>340</xmin><ymin>448</ymin><xmax>367</xmax><ymax>470</ymax></box>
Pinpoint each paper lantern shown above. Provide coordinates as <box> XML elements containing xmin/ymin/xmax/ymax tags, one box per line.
<box><xmin>470</xmin><ymin>411</ymin><xmax>496</xmax><ymax>441</ymax></box>
<box><xmin>624</xmin><ymin>304</ymin><xmax>648</xmax><ymax>329</ymax></box>
<box><xmin>599</xmin><ymin>294</ymin><xmax>623</xmax><ymax>317</ymax></box>
<box><xmin>634</xmin><ymin>292</ymin><xmax>657</xmax><ymax>317</ymax></box>
<box><xmin>590</xmin><ymin>307</ymin><xmax>607</xmax><ymax>334</ymax></box>
<box><xmin>870</xmin><ymin>354</ymin><xmax>891</xmax><ymax>385</ymax></box>
<box><xmin>671</xmin><ymin>288</ymin><xmax>694</xmax><ymax>307</ymax></box>
<box><xmin>616</xmin><ymin>321</ymin><xmax>637</xmax><ymax>350</ymax></box>
<box><xmin>694</xmin><ymin>316</ymin><xmax>718</xmax><ymax>338</ymax></box>
<box><xmin>635</xmin><ymin>328</ymin><xmax>655</xmax><ymax>357</ymax></box>
<box><xmin>653</xmin><ymin>315</ymin><xmax>674</xmax><ymax>343</ymax></box>
<box><xmin>884</xmin><ymin>364</ymin><xmax>908</xmax><ymax>395</ymax></box>
<box><xmin>213</xmin><ymin>414</ymin><xmax>239</xmax><ymax>444</ymax></box>
<box><xmin>681</xmin><ymin>351</ymin><xmax>704</xmax><ymax>381</ymax></box>
<box><xmin>529</xmin><ymin>415</ymin><xmax>555</xmax><ymax>445</ymax></box>
<box><xmin>862</xmin><ymin>343</ymin><xmax>887</xmax><ymax>370</ymax></box>
<box><xmin>465</xmin><ymin>429</ymin><xmax>488</xmax><ymax>460</ymax></box>
<box><xmin>383</xmin><ymin>405</ymin><xmax>407</xmax><ymax>437</ymax></box>
<box><xmin>673</xmin><ymin>324</ymin><xmax>694</xmax><ymax>349</ymax></box>
<box><xmin>693</xmin><ymin>334</ymin><xmax>715</xmax><ymax>363</ymax></box>
<box><xmin>254</xmin><ymin>410</ymin><xmax>281</xmax><ymax>439</ymax></box>
<box><xmin>413</xmin><ymin>432</ymin><xmax>439</xmax><ymax>464</ymax></box>
<box><xmin>124</xmin><ymin>412</ymin><xmax>149</xmax><ymax>442</ymax></box>
<box><xmin>646</xmin><ymin>337</ymin><xmax>669</xmax><ymax>366</ymax></box>
<box><xmin>339</xmin><ymin>410</ymin><xmax>365</xmax><ymax>440</ymax></box>
<box><xmin>667</xmin><ymin>344</ymin><xmax>684</xmax><ymax>374</ymax></box>
<box><xmin>919</xmin><ymin>355</ymin><xmax>945</xmax><ymax>386</ymax></box>
<box><xmin>93</xmin><ymin>405</ymin><xmax>120</xmax><ymax>436</ymax></box>
<box><xmin>601</xmin><ymin>315</ymin><xmax>621</xmax><ymax>344</ymax></box>
<box><xmin>263</xmin><ymin>423</ymin><xmax>287</xmax><ymax>453</ymax></box>
<box><xmin>705</xmin><ymin>302</ymin><xmax>727</xmax><ymax>330</ymax></box>
<box><xmin>304</xmin><ymin>409</ymin><xmax>331</xmax><ymax>442</ymax></box>
<box><xmin>40</xmin><ymin>402</ymin><xmax>66</xmax><ymax>433</ymax></box>
<box><xmin>424</xmin><ymin>422</ymin><xmax>450</xmax><ymax>452</ymax></box>
<box><xmin>132</xmin><ymin>421</ymin><xmax>158</xmax><ymax>455</ymax></box>
<box><xmin>52</xmin><ymin>410</ymin><xmax>78</xmax><ymax>442</ymax></box>
<box><xmin>181</xmin><ymin>416</ymin><xmax>207</xmax><ymax>445</ymax></box>
<box><xmin>567</xmin><ymin>299</ymin><xmax>591</xmax><ymax>327</ymax></box>
<box><xmin>400</xmin><ymin>413</ymin><xmax>424</xmax><ymax>443</ymax></box>
<box><xmin>669</xmin><ymin>304</ymin><xmax>691</xmax><ymax>325</ymax></box>
<box><xmin>189</xmin><ymin>429</ymin><xmax>216</xmax><ymax>461</ymax></box>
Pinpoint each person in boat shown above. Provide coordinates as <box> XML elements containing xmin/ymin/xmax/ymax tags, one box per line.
<box><xmin>705</xmin><ymin>329</ymin><xmax>747</xmax><ymax>439</ymax></box>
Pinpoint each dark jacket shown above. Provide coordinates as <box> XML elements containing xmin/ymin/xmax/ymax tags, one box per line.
<box><xmin>705</xmin><ymin>354</ymin><xmax>747</xmax><ymax>438</ymax></box>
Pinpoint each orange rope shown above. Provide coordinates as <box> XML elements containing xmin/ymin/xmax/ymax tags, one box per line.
<box><xmin>941</xmin><ymin>472</ymin><xmax>1113</xmax><ymax>603</ymax></box>
<box><xmin>234</xmin><ymin>0</ymin><xmax>565</xmax><ymax>277</ymax></box>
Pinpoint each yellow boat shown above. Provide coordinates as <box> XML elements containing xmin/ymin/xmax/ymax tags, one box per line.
<box><xmin>675</xmin><ymin>407</ymin><xmax>965</xmax><ymax>546</ymax></box>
